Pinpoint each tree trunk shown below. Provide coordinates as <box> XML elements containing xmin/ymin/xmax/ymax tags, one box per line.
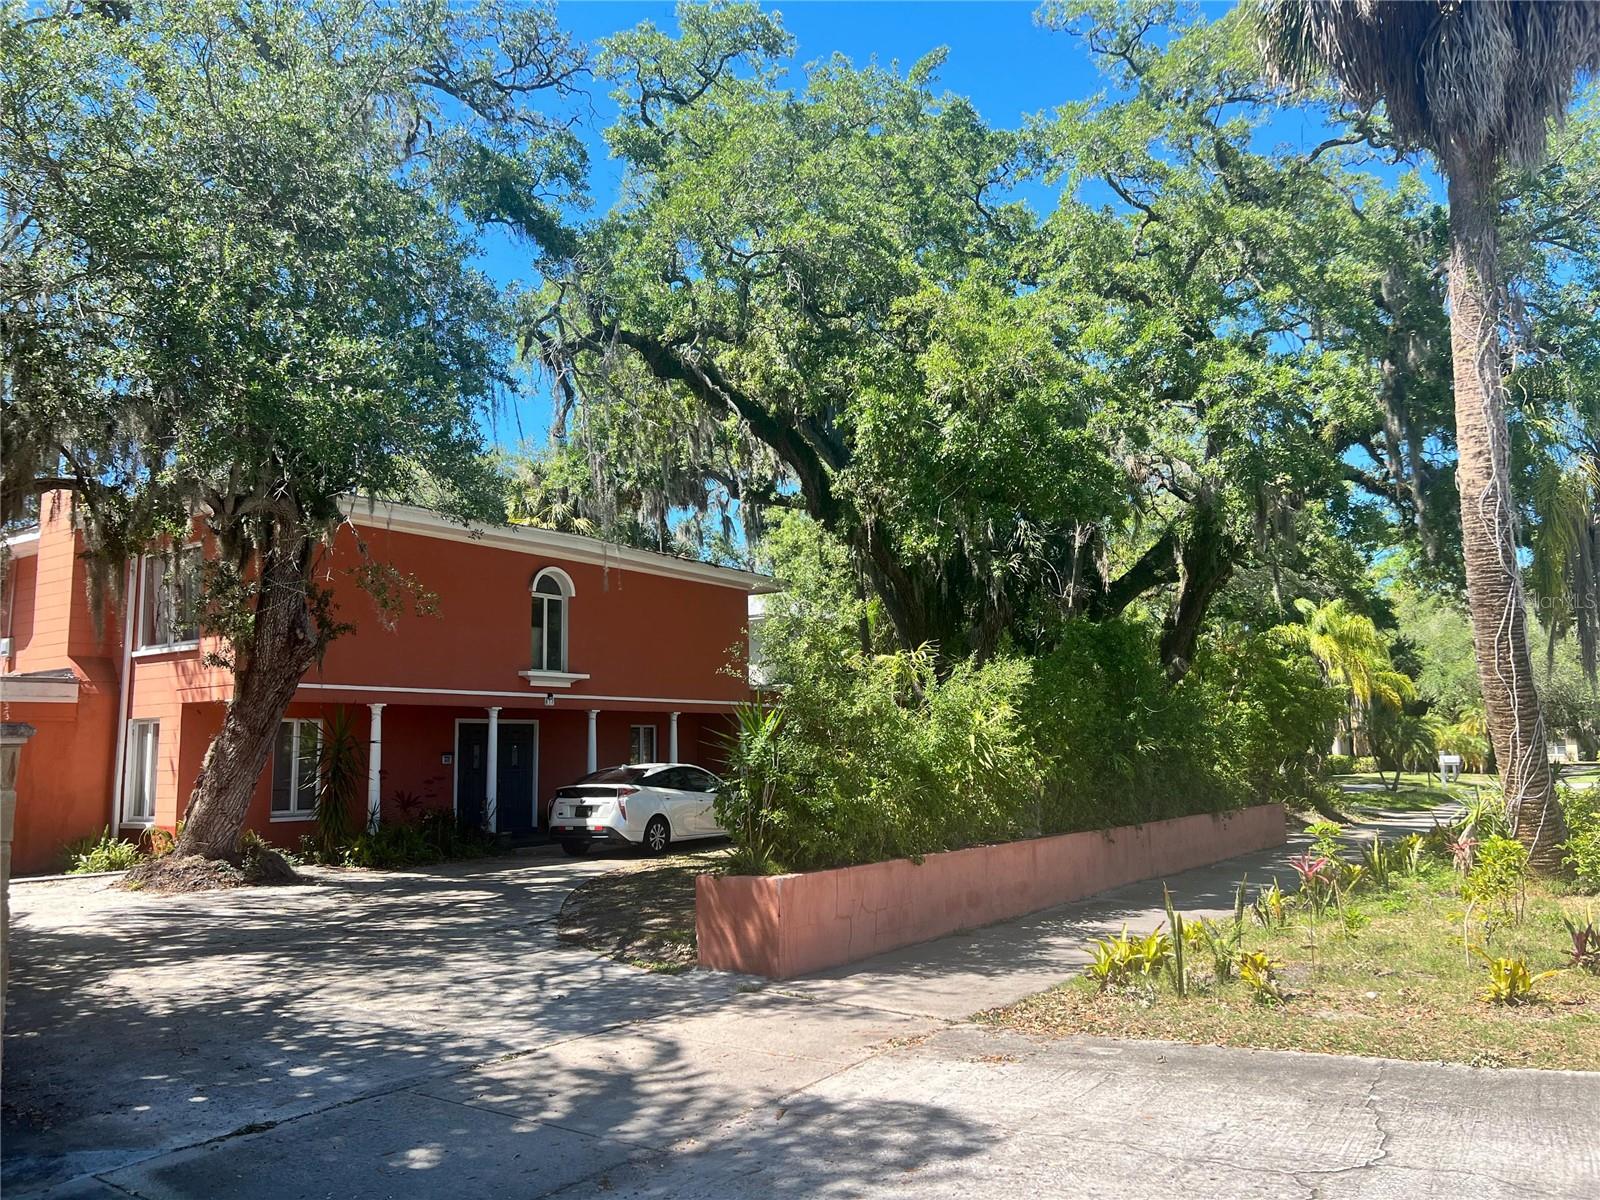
<box><xmin>1444</xmin><ymin>162</ymin><xmax>1565</xmax><ymax>872</ymax></box>
<box><xmin>176</xmin><ymin>529</ymin><xmax>321</xmax><ymax>860</ymax></box>
<box><xmin>1158</xmin><ymin>494</ymin><xmax>1236</xmax><ymax>682</ymax></box>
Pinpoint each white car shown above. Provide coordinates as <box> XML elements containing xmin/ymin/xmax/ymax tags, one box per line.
<box><xmin>549</xmin><ymin>763</ymin><xmax>724</xmax><ymax>856</ymax></box>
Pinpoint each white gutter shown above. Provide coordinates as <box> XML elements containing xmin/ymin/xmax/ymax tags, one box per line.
<box><xmin>109</xmin><ymin>558</ymin><xmax>137</xmax><ymax>838</ymax></box>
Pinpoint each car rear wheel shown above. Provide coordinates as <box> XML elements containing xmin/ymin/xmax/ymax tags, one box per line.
<box><xmin>643</xmin><ymin>816</ymin><xmax>671</xmax><ymax>856</ymax></box>
<box><xmin>560</xmin><ymin>839</ymin><xmax>589</xmax><ymax>857</ymax></box>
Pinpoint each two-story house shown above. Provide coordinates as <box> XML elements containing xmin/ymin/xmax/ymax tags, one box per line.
<box><xmin>0</xmin><ymin>492</ymin><xmax>773</xmax><ymax>874</ymax></box>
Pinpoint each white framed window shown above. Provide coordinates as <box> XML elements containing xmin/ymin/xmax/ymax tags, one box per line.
<box><xmin>530</xmin><ymin>567</ymin><xmax>573</xmax><ymax>672</ymax></box>
<box><xmin>271</xmin><ymin>718</ymin><xmax>322</xmax><ymax>821</ymax></box>
<box><xmin>123</xmin><ymin>719</ymin><xmax>159</xmax><ymax>826</ymax></box>
<box><xmin>630</xmin><ymin>723</ymin><xmax>657</xmax><ymax>764</ymax></box>
<box><xmin>138</xmin><ymin>546</ymin><xmax>201</xmax><ymax>650</ymax></box>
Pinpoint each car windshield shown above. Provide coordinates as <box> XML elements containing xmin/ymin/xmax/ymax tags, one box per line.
<box><xmin>576</xmin><ymin>766</ymin><xmax>650</xmax><ymax>785</ymax></box>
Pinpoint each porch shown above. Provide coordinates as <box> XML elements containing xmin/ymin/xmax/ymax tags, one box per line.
<box><xmin>278</xmin><ymin>691</ymin><xmax>732</xmax><ymax>838</ymax></box>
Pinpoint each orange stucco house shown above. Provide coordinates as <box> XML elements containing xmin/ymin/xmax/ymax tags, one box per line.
<box><xmin>0</xmin><ymin>492</ymin><xmax>774</xmax><ymax>874</ymax></box>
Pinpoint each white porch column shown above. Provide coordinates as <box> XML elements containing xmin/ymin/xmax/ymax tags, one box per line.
<box><xmin>366</xmin><ymin>704</ymin><xmax>385</xmax><ymax>833</ymax></box>
<box><xmin>485</xmin><ymin>706</ymin><xmax>501</xmax><ymax>834</ymax></box>
<box><xmin>669</xmin><ymin>712</ymin><xmax>680</xmax><ymax>762</ymax></box>
<box><xmin>586</xmin><ymin>709</ymin><xmax>599</xmax><ymax>774</ymax></box>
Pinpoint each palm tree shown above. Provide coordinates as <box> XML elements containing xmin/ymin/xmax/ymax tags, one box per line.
<box><xmin>1368</xmin><ymin>706</ymin><xmax>1445</xmax><ymax>792</ymax></box>
<box><xmin>1259</xmin><ymin>1</ymin><xmax>1600</xmax><ymax>872</ymax></box>
<box><xmin>1284</xmin><ymin>598</ymin><xmax>1414</xmax><ymax>754</ymax></box>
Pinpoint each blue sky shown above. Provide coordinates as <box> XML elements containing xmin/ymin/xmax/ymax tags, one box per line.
<box><xmin>477</xmin><ymin>0</ymin><xmax>1388</xmax><ymax>448</ymax></box>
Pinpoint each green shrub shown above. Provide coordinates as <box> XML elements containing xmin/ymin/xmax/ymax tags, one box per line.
<box><xmin>1182</xmin><ymin>624</ymin><xmax>1346</xmax><ymax>813</ymax></box>
<box><xmin>64</xmin><ymin>829</ymin><xmax>147</xmax><ymax>874</ymax></box>
<box><xmin>1463</xmin><ymin>835</ymin><xmax>1529</xmax><ymax>925</ymax></box>
<box><xmin>717</xmin><ymin>645</ymin><xmax>1039</xmax><ymax>873</ymax></box>
<box><xmin>730</xmin><ymin>518</ymin><xmax>1349</xmax><ymax>873</ymax></box>
<box><xmin>338</xmin><ymin>809</ymin><xmax>497</xmax><ymax>868</ymax></box>
<box><xmin>1324</xmin><ymin>754</ymin><xmax>1357</xmax><ymax>776</ymax></box>
<box><xmin>1028</xmin><ymin>620</ymin><xmax>1244</xmax><ymax>832</ymax></box>
<box><xmin>1560</xmin><ymin>785</ymin><xmax>1600</xmax><ymax>892</ymax></box>
<box><xmin>716</xmin><ymin>705</ymin><xmax>785</xmax><ymax>876</ymax></box>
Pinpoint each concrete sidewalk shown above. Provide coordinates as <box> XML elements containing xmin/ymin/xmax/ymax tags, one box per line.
<box><xmin>8</xmin><ymin>803</ymin><xmax>1598</xmax><ymax>1200</ymax></box>
<box><xmin>780</xmin><ymin>803</ymin><xmax>1458</xmax><ymax>1020</ymax></box>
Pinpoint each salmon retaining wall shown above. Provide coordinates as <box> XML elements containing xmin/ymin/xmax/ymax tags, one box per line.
<box><xmin>696</xmin><ymin>804</ymin><xmax>1286</xmax><ymax>979</ymax></box>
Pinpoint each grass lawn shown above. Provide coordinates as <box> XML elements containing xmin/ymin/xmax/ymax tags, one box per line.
<box><xmin>555</xmin><ymin>849</ymin><xmax>724</xmax><ymax>972</ymax></box>
<box><xmin>1331</xmin><ymin>771</ymin><xmax>1496</xmax><ymax>813</ymax></box>
<box><xmin>983</xmin><ymin>864</ymin><xmax>1600</xmax><ymax>1070</ymax></box>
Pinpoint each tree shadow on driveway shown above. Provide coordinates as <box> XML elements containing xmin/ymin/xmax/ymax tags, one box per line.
<box><xmin>0</xmin><ymin>862</ymin><xmax>716</xmax><ymax>1190</ymax></box>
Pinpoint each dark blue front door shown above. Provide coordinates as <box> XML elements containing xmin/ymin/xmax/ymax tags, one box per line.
<box><xmin>457</xmin><ymin>722</ymin><xmax>538</xmax><ymax>834</ymax></box>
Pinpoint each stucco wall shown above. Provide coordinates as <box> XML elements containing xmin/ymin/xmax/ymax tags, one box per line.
<box><xmin>303</xmin><ymin>521</ymin><xmax>753</xmax><ymax>704</ymax></box>
<box><xmin>697</xmin><ymin>805</ymin><xmax>1287</xmax><ymax>980</ymax></box>
<box><xmin>6</xmin><ymin>691</ymin><xmax>119</xmax><ymax>875</ymax></box>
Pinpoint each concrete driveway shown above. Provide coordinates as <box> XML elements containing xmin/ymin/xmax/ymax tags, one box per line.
<box><xmin>4</xmin><ymin>831</ymin><xmax>1598</xmax><ymax>1199</ymax></box>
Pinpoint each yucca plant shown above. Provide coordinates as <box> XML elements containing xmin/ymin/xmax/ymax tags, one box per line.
<box><xmin>1361</xmin><ymin>834</ymin><xmax>1390</xmax><ymax>889</ymax></box>
<box><xmin>315</xmin><ymin>707</ymin><xmax>366</xmax><ymax>861</ymax></box>
<box><xmin>716</xmin><ymin>703</ymin><xmax>786</xmax><ymax>876</ymax></box>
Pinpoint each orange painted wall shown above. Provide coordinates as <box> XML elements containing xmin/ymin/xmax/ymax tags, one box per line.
<box><xmin>5</xmin><ymin>684</ymin><xmax>120</xmax><ymax>874</ymax></box>
<box><xmin>11</xmin><ymin>493</ymin><xmax>121</xmax><ymax>671</ymax></box>
<box><xmin>3</xmin><ymin>553</ymin><xmax>38</xmax><ymax>665</ymax></box>
<box><xmin>5</xmin><ymin>494</ymin><xmax>126</xmax><ymax>873</ymax></box>
<box><xmin>302</xmin><ymin>521</ymin><xmax>753</xmax><ymax>703</ymax></box>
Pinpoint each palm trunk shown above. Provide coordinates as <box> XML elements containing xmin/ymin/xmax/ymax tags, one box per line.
<box><xmin>176</xmin><ymin>529</ymin><xmax>320</xmax><ymax>860</ymax></box>
<box><xmin>1444</xmin><ymin>161</ymin><xmax>1565</xmax><ymax>872</ymax></box>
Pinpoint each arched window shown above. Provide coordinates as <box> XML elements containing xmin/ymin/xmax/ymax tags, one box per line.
<box><xmin>530</xmin><ymin>568</ymin><xmax>574</xmax><ymax>672</ymax></box>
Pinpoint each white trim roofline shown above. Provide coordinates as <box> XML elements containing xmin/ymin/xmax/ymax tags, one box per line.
<box><xmin>0</xmin><ymin>672</ymin><xmax>79</xmax><ymax>703</ymax></box>
<box><xmin>3</xmin><ymin>529</ymin><xmax>40</xmax><ymax>559</ymax></box>
<box><xmin>297</xmin><ymin>681</ymin><xmax>741</xmax><ymax>708</ymax></box>
<box><xmin>342</xmin><ymin>498</ymin><xmax>779</xmax><ymax>594</ymax></box>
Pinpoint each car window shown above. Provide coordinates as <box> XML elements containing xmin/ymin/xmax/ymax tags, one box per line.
<box><xmin>681</xmin><ymin>767</ymin><xmax>718</xmax><ymax>792</ymax></box>
<box><xmin>579</xmin><ymin>766</ymin><xmax>649</xmax><ymax>785</ymax></box>
<box><xmin>643</xmin><ymin>767</ymin><xmax>687</xmax><ymax>790</ymax></box>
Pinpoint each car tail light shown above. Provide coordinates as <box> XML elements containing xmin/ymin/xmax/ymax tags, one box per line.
<box><xmin>616</xmin><ymin>785</ymin><xmax>637</xmax><ymax>819</ymax></box>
